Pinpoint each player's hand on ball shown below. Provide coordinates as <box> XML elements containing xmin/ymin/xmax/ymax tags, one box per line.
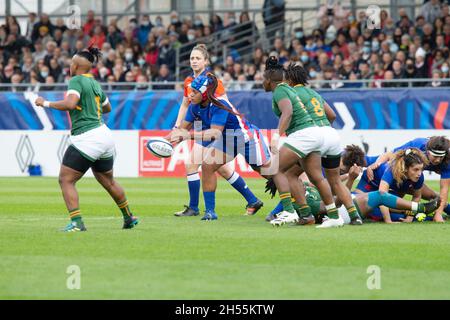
<box><xmin>170</xmin><ymin>129</ymin><xmax>184</xmax><ymax>144</ymax></box>
<box><xmin>35</xmin><ymin>97</ymin><xmax>45</xmax><ymax>107</ymax></box>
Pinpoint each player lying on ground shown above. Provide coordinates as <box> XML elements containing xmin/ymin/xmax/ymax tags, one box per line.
<box><xmin>167</xmin><ymin>73</ymin><xmax>271</xmax><ymax>220</ymax></box>
<box><xmin>340</xmin><ymin>144</ymin><xmax>447</xmax><ymax>218</ymax></box>
<box><xmin>266</xmin><ymin>144</ymin><xmax>376</xmax><ymax>220</ymax></box>
<box><xmin>35</xmin><ymin>46</ymin><xmax>138</xmax><ymax>232</ymax></box>
<box><xmin>265</xmin><ymin>180</ymin><xmax>440</xmax><ymax>225</ymax></box>
<box><xmin>354</xmin><ymin>148</ymin><xmax>442</xmax><ymax>223</ymax></box>
<box><xmin>172</xmin><ymin>44</ymin><xmax>263</xmax><ymax>217</ymax></box>
<box><xmin>365</xmin><ymin>136</ymin><xmax>450</xmax><ymax>222</ymax></box>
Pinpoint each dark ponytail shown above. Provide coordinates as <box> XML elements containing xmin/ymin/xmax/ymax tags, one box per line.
<box><xmin>77</xmin><ymin>45</ymin><xmax>102</xmax><ymax>64</ymax></box>
<box><xmin>285</xmin><ymin>62</ymin><xmax>309</xmax><ymax>86</ymax></box>
<box><xmin>205</xmin><ymin>72</ymin><xmax>241</xmax><ymax>116</ymax></box>
<box><xmin>263</xmin><ymin>56</ymin><xmax>284</xmax><ymax>82</ymax></box>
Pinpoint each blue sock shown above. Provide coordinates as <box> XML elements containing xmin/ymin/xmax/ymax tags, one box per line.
<box><xmin>444</xmin><ymin>203</ymin><xmax>450</xmax><ymax>214</ymax></box>
<box><xmin>271</xmin><ymin>201</ymin><xmax>284</xmax><ymax>215</ymax></box>
<box><xmin>187</xmin><ymin>173</ymin><xmax>200</xmax><ymax>212</ymax></box>
<box><xmin>368</xmin><ymin>191</ymin><xmax>398</xmax><ymax>208</ymax></box>
<box><xmin>203</xmin><ymin>191</ymin><xmax>216</xmax><ymax>213</ymax></box>
<box><xmin>227</xmin><ymin>172</ymin><xmax>258</xmax><ymax>204</ymax></box>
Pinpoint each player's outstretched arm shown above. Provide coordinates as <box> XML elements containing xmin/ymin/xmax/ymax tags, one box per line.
<box><xmin>191</xmin><ymin>125</ymin><xmax>224</xmax><ymax>142</ymax></box>
<box><xmin>166</xmin><ymin>120</ymin><xmax>193</xmax><ymax>145</ymax></box>
<box><xmin>174</xmin><ymin>96</ymin><xmax>189</xmax><ymax>128</ymax></box>
<box><xmin>366</xmin><ymin>152</ymin><xmax>394</xmax><ymax>181</ymax></box>
<box><xmin>35</xmin><ymin>94</ymin><xmax>79</xmax><ymax>111</ymax></box>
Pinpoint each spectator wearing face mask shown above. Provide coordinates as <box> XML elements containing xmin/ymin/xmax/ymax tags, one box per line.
<box><xmin>440</xmin><ymin>62</ymin><xmax>449</xmax><ymax>78</ymax></box>
<box><xmin>137</xmin><ymin>15</ymin><xmax>153</xmax><ymax>47</ymax></box>
<box><xmin>293</xmin><ymin>27</ymin><xmax>306</xmax><ymax>46</ymax></box>
<box><xmin>169</xmin><ymin>11</ymin><xmax>182</xmax><ymax>33</ymax></box>
<box><xmin>123</xmin><ymin>48</ymin><xmax>136</xmax><ymax>69</ymax></box>
<box><xmin>37</xmin><ymin>65</ymin><xmax>50</xmax><ymax>83</ymax></box>
<box><xmin>154</xmin><ymin>16</ymin><xmax>164</xmax><ymax>28</ymax></box>
<box><xmin>299</xmin><ymin>52</ymin><xmax>316</xmax><ymax>71</ymax></box>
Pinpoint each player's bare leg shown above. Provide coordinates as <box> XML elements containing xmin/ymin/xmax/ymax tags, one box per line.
<box><xmin>93</xmin><ymin>169</ymin><xmax>138</xmax><ymax>229</ymax></box>
<box><xmin>59</xmin><ymin>165</ymin><xmax>86</xmax><ymax>231</ymax></box>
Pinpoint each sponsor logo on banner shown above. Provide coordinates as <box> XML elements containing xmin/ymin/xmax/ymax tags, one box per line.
<box><xmin>57</xmin><ymin>134</ymin><xmax>70</xmax><ymax>163</ymax></box>
<box><xmin>138</xmin><ymin>130</ymin><xmax>273</xmax><ymax>177</ymax></box>
<box><xmin>15</xmin><ymin>134</ymin><xmax>35</xmax><ymax>172</ymax></box>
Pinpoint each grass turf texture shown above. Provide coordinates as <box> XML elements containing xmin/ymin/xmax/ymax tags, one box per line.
<box><xmin>0</xmin><ymin>177</ymin><xmax>449</xmax><ymax>300</ymax></box>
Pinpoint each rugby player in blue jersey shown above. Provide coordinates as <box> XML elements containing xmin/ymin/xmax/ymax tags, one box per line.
<box><xmin>366</xmin><ymin>137</ymin><xmax>449</xmax><ymax>222</ymax></box>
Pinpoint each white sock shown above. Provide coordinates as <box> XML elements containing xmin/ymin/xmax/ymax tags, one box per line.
<box><xmin>187</xmin><ymin>172</ymin><xmax>200</xmax><ymax>182</ymax></box>
<box><xmin>226</xmin><ymin>172</ymin><xmax>239</xmax><ymax>184</ymax></box>
<box><xmin>411</xmin><ymin>202</ymin><xmax>418</xmax><ymax>213</ymax></box>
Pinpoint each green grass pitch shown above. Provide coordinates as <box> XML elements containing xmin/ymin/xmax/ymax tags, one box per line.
<box><xmin>0</xmin><ymin>177</ymin><xmax>449</xmax><ymax>300</ymax></box>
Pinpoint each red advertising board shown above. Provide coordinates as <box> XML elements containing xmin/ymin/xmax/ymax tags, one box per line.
<box><xmin>138</xmin><ymin>130</ymin><xmax>273</xmax><ymax>177</ymax></box>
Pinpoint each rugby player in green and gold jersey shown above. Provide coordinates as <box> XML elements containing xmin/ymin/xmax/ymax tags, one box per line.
<box><xmin>35</xmin><ymin>46</ymin><xmax>138</xmax><ymax>232</ymax></box>
<box><xmin>282</xmin><ymin>63</ymin><xmax>363</xmax><ymax>227</ymax></box>
<box><xmin>262</xmin><ymin>56</ymin><xmax>344</xmax><ymax>228</ymax></box>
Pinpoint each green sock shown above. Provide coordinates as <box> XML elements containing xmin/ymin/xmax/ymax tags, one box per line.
<box><xmin>416</xmin><ymin>203</ymin><xmax>425</xmax><ymax>214</ymax></box>
<box><xmin>346</xmin><ymin>205</ymin><xmax>359</xmax><ymax>220</ymax></box>
<box><xmin>69</xmin><ymin>208</ymin><xmax>82</xmax><ymax>225</ymax></box>
<box><xmin>279</xmin><ymin>193</ymin><xmax>295</xmax><ymax>213</ymax></box>
<box><xmin>117</xmin><ymin>199</ymin><xmax>133</xmax><ymax>219</ymax></box>
<box><xmin>292</xmin><ymin>201</ymin><xmax>311</xmax><ymax>218</ymax></box>
<box><xmin>325</xmin><ymin>203</ymin><xmax>339</xmax><ymax>219</ymax></box>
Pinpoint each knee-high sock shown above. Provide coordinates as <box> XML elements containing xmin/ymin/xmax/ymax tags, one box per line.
<box><xmin>203</xmin><ymin>191</ymin><xmax>216</xmax><ymax>213</ymax></box>
<box><xmin>368</xmin><ymin>191</ymin><xmax>424</xmax><ymax>213</ymax></box>
<box><xmin>227</xmin><ymin>171</ymin><xmax>258</xmax><ymax>204</ymax></box>
<box><xmin>187</xmin><ymin>173</ymin><xmax>200</xmax><ymax>212</ymax></box>
<box><xmin>271</xmin><ymin>201</ymin><xmax>284</xmax><ymax>215</ymax></box>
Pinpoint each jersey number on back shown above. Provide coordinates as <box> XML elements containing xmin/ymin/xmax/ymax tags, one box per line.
<box><xmin>311</xmin><ymin>97</ymin><xmax>324</xmax><ymax>117</ymax></box>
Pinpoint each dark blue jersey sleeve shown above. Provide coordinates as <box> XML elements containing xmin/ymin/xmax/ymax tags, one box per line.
<box><xmin>441</xmin><ymin>164</ymin><xmax>450</xmax><ymax>179</ymax></box>
<box><xmin>365</xmin><ymin>155</ymin><xmax>379</xmax><ymax>167</ymax></box>
<box><xmin>393</xmin><ymin>138</ymin><xmax>427</xmax><ymax>153</ymax></box>
<box><xmin>184</xmin><ymin>104</ymin><xmax>195</xmax><ymax>123</ymax></box>
<box><xmin>210</xmin><ymin>105</ymin><xmax>229</xmax><ymax>127</ymax></box>
<box><xmin>380</xmin><ymin>167</ymin><xmax>395</xmax><ymax>188</ymax></box>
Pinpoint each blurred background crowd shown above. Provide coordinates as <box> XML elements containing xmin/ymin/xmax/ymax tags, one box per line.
<box><xmin>0</xmin><ymin>0</ymin><xmax>449</xmax><ymax>91</ymax></box>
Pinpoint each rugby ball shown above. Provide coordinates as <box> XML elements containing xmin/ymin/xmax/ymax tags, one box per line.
<box><xmin>146</xmin><ymin>137</ymin><xmax>174</xmax><ymax>158</ymax></box>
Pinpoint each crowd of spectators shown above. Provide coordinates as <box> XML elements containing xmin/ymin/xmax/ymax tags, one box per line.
<box><xmin>0</xmin><ymin>0</ymin><xmax>449</xmax><ymax>92</ymax></box>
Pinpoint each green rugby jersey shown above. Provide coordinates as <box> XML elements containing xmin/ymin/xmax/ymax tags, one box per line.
<box><xmin>304</xmin><ymin>182</ymin><xmax>322</xmax><ymax>217</ymax></box>
<box><xmin>272</xmin><ymin>83</ymin><xmax>315</xmax><ymax>135</ymax></box>
<box><xmin>293</xmin><ymin>84</ymin><xmax>330</xmax><ymax>127</ymax></box>
<box><xmin>67</xmin><ymin>74</ymin><xmax>108</xmax><ymax>136</ymax></box>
